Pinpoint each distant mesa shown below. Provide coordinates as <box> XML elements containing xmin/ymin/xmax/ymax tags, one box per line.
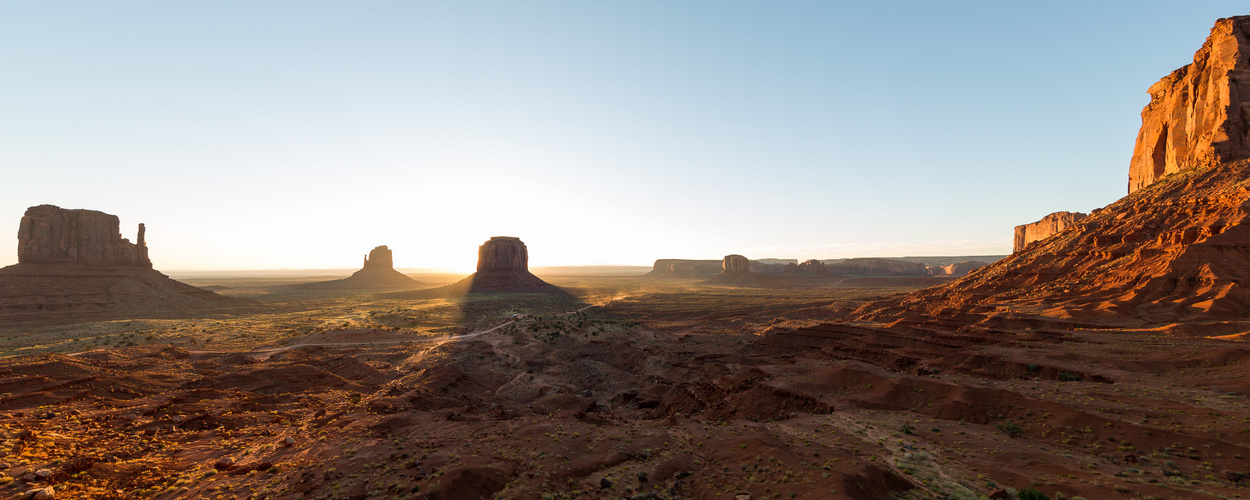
<box><xmin>440</xmin><ymin>237</ymin><xmax>559</xmax><ymax>293</ymax></box>
<box><xmin>0</xmin><ymin>205</ymin><xmax>239</xmax><ymax>320</ymax></box>
<box><xmin>721</xmin><ymin>254</ymin><xmax>750</xmax><ymax>273</ymax></box>
<box><xmin>784</xmin><ymin>259</ymin><xmax>828</xmax><ymax>276</ymax></box>
<box><xmin>825</xmin><ymin>258</ymin><xmax>927</xmax><ymax>276</ymax></box>
<box><xmin>295</xmin><ymin>245</ymin><xmax>424</xmax><ymax>291</ymax></box>
<box><xmin>706</xmin><ymin>254</ymin><xmax>771</xmax><ymax>285</ymax></box>
<box><xmin>644</xmin><ymin>259</ymin><xmax>727</xmax><ymax>279</ymax></box>
<box><xmin>854</xmin><ymin>16</ymin><xmax>1250</xmax><ymax>326</ymax></box>
<box><xmin>926</xmin><ymin>261</ymin><xmax>989</xmax><ymax>277</ymax></box>
<box><xmin>1128</xmin><ymin>16</ymin><xmax>1250</xmax><ymax>193</ymax></box>
<box><xmin>1014</xmin><ymin>211</ymin><xmax>1087</xmax><ymax>253</ymax></box>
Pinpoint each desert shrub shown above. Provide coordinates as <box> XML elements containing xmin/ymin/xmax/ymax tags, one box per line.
<box><xmin>1017</xmin><ymin>487</ymin><xmax>1049</xmax><ymax>500</ymax></box>
<box><xmin>901</xmin><ymin>424</ymin><xmax>915</xmax><ymax>435</ymax></box>
<box><xmin>997</xmin><ymin>421</ymin><xmax>1024</xmax><ymax>438</ymax></box>
<box><xmin>1059</xmin><ymin>372</ymin><xmax>1082</xmax><ymax>382</ymax></box>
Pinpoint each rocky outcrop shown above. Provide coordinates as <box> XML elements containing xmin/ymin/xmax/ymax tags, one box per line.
<box><xmin>1128</xmin><ymin>16</ymin><xmax>1250</xmax><ymax>193</ymax></box>
<box><xmin>644</xmin><ymin>259</ymin><xmax>722</xmax><ymax>279</ymax></box>
<box><xmin>1</xmin><ymin>206</ymin><xmax>239</xmax><ymax>320</ymax></box>
<box><xmin>942</xmin><ymin>261</ymin><xmax>989</xmax><ymax>277</ymax></box>
<box><xmin>707</xmin><ymin>254</ymin><xmax>777</xmax><ymax>285</ymax></box>
<box><xmin>748</xmin><ymin>261</ymin><xmax>788</xmax><ymax>275</ymax></box>
<box><xmin>296</xmin><ymin>245</ymin><xmax>424</xmax><ymax>290</ymax></box>
<box><xmin>826</xmin><ymin>258</ymin><xmax>927</xmax><ymax>276</ymax></box>
<box><xmin>363</xmin><ymin>245</ymin><xmax>393</xmax><ymax>270</ymax></box>
<box><xmin>441</xmin><ymin>237</ymin><xmax>559</xmax><ymax>293</ymax></box>
<box><xmin>852</xmin><ymin>18</ymin><xmax>1250</xmax><ymax>326</ymax></box>
<box><xmin>17</xmin><ymin>205</ymin><xmax>150</xmax><ymax>267</ymax></box>
<box><xmin>722</xmin><ymin>254</ymin><xmax>751</xmax><ymax>274</ymax></box>
<box><xmin>784</xmin><ymin>259</ymin><xmax>828</xmax><ymax>275</ymax></box>
<box><xmin>478</xmin><ymin>237</ymin><xmax>528</xmax><ymax>272</ymax></box>
<box><xmin>1013</xmin><ymin>211</ymin><xmax>1087</xmax><ymax>253</ymax></box>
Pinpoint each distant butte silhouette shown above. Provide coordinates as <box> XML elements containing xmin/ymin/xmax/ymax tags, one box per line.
<box><xmin>855</xmin><ymin>16</ymin><xmax>1250</xmax><ymax>327</ymax></box>
<box><xmin>296</xmin><ymin>245</ymin><xmax>424</xmax><ymax>290</ymax></box>
<box><xmin>0</xmin><ymin>204</ymin><xmax>238</xmax><ymax>320</ymax></box>
<box><xmin>451</xmin><ymin>236</ymin><xmax>559</xmax><ymax>293</ymax></box>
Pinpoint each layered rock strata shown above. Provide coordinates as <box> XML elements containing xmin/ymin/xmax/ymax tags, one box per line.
<box><xmin>1128</xmin><ymin>16</ymin><xmax>1250</xmax><ymax>193</ymax></box>
<box><xmin>784</xmin><ymin>259</ymin><xmax>828</xmax><ymax>275</ymax></box>
<box><xmin>1013</xmin><ymin>212</ymin><xmax>1087</xmax><ymax>253</ymax></box>
<box><xmin>826</xmin><ymin>258</ymin><xmax>927</xmax><ymax>276</ymax></box>
<box><xmin>721</xmin><ymin>254</ymin><xmax>751</xmax><ymax>274</ymax></box>
<box><xmin>644</xmin><ymin>259</ymin><xmax>723</xmax><ymax>279</ymax></box>
<box><xmin>18</xmin><ymin>205</ymin><xmax>150</xmax><ymax>267</ymax></box>
<box><xmin>1</xmin><ymin>205</ymin><xmax>237</xmax><ymax>320</ymax></box>
<box><xmin>453</xmin><ymin>237</ymin><xmax>558</xmax><ymax>292</ymax></box>
<box><xmin>853</xmin><ymin>18</ymin><xmax>1250</xmax><ymax>326</ymax></box>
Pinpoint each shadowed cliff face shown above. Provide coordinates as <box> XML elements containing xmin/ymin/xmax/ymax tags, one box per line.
<box><xmin>17</xmin><ymin>205</ymin><xmax>151</xmax><ymax>268</ymax></box>
<box><xmin>721</xmin><ymin>254</ymin><xmax>750</xmax><ymax>274</ymax></box>
<box><xmin>2</xmin><ymin>205</ymin><xmax>239</xmax><ymax>319</ymax></box>
<box><xmin>1129</xmin><ymin>16</ymin><xmax>1250</xmax><ymax>193</ymax></box>
<box><xmin>477</xmin><ymin>237</ymin><xmax>528</xmax><ymax>272</ymax></box>
<box><xmin>363</xmin><ymin>245</ymin><xmax>394</xmax><ymax>270</ymax></box>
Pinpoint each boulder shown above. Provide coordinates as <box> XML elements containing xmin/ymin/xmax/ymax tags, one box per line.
<box><xmin>1128</xmin><ymin>16</ymin><xmax>1250</xmax><ymax>193</ymax></box>
<box><xmin>1013</xmin><ymin>211</ymin><xmax>1087</xmax><ymax>253</ymax></box>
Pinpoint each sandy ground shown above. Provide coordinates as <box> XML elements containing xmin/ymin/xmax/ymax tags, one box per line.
<box><xmin>0</xmin><ymin>276</ymin><xmax>1247</xmax><ymax>499</ymax></box>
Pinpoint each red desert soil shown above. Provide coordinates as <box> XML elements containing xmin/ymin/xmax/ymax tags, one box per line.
<box><xmin>3</xmin><ymin>279</ymin><xmax>1250</xmax><ymax>500</ymax></box>
<box><xmin>8</xmin><ymin>15</ymin><xmax>1250</xmax><ymax>500</ymax></box>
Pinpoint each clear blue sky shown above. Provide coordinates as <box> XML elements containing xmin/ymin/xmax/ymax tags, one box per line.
<box><xmin>2</xmin><ymin>1</ymin><xmax>1245</xmax><ymax>271</ymax></box>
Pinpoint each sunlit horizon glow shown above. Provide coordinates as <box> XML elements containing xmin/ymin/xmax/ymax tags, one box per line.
<box><xmin>3</xmin><ymin>2</ymin><xmax>1246</xmax><ymax>271</ymax></box>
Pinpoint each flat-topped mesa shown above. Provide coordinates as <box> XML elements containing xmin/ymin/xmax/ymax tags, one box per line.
<box><xmin>478</xmin><ymin>236</ymin><xmax>528</xmax><ymax>272</ymax></box>
<box><xmin>721</xmin><ymin>254</ymin><xmax>751</xmax><ymax>274</ymax></box>
<box><xmin>17</xmin><ymin>205</ymin><xmax>151</xmax><ymax>267</ymax></box>
<box><xmin>1013</xmin><ymin>211</ymin><xmax>1087</xmax><ymax>253</ymax></box>
<box><xmin>1128</xmin><ymin>16</ymin><xmax>1250</xmax><ymax>193</ymax></box>
<box><xmin>784</xmin><ymin>259</ymin><xmax>828</xmax><ymax>275</ymax></box>
<box><xmin>652</xmin><ymin>259</ymin><xmax>722</xmax><ymax>273</ymax></box>
<box><xmin>826</xmin><ymin>258</ymin><xmax>927</xmax><ymax>276</ymax></box>
<box><xmin>362</xmin><ymin>245</ymin><xmax>394</xmax><ymax>270</ymax></box>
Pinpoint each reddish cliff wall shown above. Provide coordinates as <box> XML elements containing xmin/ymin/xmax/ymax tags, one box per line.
<box><xmin>1128</xmin><ymin>16</ymin><xmax>1250</xmax><ymax>193</ymax></box>
<box><xmin>1014</xmin><ymin>211</ymin><xmax>1087</xmax><ymax>253</ymax></box>
<box><xmin>17</xmin><ymin>205</ymin><xmax>151</xmax><ymax>267</ymax></box>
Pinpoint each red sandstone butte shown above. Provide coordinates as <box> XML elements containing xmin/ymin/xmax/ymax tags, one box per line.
<box><xmin>1128</xmin><ymin>16</ymin><xmax>1250</xmax><ymax>193</ymax></box>
<box><xmin>1013</xmin><ymin>211</ymin><xmax>1087</xmax><ymax>253</ymax></box>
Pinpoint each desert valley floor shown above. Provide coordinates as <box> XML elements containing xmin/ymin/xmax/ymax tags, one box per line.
<box><xmin>3</xmin><ymin>273</ymin><xmax>1250</xmax><ymax>500</ymax></box>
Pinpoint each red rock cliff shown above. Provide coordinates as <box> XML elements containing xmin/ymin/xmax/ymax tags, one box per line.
<box><xmin>1128</xmin><ymin>16</ymin><xmax>1250</xmax><ymax>193</ymax></box>
<box><xmin>363</xmin><ymin>245</ymin><xmax>394</xmax><ymax>270</ymax></box>
<box><xmin>477</xmin><ymin>237</ymin><xmax>528</xmax><ymax>272</ymax></box>
<box><xmin>1013</xmin><ymin>211</ymin><xmax>1087</xmax><ymax>253</ymax></box>
<box><xmin>721</xmin><ymin>254</ymin><xmax>750</xmax><ymax>273</ymax></box>
<box><xmin>17</xmin><ymin>205</ymin><xmax>151</xmax><ymax>267</ymax></box>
